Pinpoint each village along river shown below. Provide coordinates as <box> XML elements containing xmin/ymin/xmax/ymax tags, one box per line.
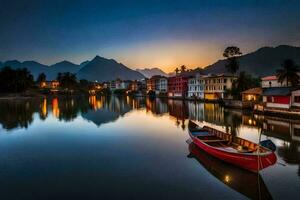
<box><xmin>0</xmin><ymin>96</ymin><xmax>299</xmax><ymax>199</ymax></box>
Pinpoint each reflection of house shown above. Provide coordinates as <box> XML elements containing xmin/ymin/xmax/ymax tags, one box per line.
<box><xmin>188</xmin><ymin>73</ymin><xmax>204</xmax><ymax>98</ymax></box>
<box><xmin>204</xmin><ymin>74</ymin><xmax>237</xmax><ymax>100</ymax></box>
<box><xmin>242</xmin><ymin>87</ymin><xmax>262</xmax><ymax>102</ymax></box>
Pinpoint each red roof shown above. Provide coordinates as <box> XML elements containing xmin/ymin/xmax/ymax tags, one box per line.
<box><xmin>261</xmin><ymin>75</ymin><xmax>277</xmax><ymax>81</ymax></box>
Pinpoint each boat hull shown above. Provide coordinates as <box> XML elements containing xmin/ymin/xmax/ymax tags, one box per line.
<box><xmin>190</xmin><ymin>134</ymin><xmax>277</xmax><ymax>172</ymax></box>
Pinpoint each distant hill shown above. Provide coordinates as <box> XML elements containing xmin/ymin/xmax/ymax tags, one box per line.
<box><xmin>136</xmin><ymin>68</ymin><xmax>168</xmax><ymax>78</ymax></box>
<box><xmin>202</xmin><ymin>45</ymin><xmax>300</xmax><ymax>77</ymax></box>
<box><xmin>48</xmin><ymin>61</ymin><xmax>80</xmax><ymax>79</ymax></box>
<box><xmin>77</xmin><ymin>56</ymin><xmax>144</xmax><ymax>81</ymax></box>
<box><xmin>1</xmin><ymin>60</ymin><xmax>49</xmax><ymax>78</ymax></box>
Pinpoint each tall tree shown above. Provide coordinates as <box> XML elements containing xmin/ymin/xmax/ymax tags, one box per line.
<box><xmin>59</xmin><ymin>72</ymin><xmax>78</xmax><ymax>89</ymax></box>
<box><xmin>223</xmin><ymin>46</ymin><xmax>242</xmax><ymax>74</ymax></box>
<box><xmin>276</xmin><ymin>59</ymin><xmax>300</xmax><ymax>87</ymax></box>
<box><xmin>36</xmin><ymin>73</ymin><xmax>46</xmax><ymax>83</ymax></box>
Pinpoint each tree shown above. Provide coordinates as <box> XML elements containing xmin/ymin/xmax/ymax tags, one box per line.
<box><xmin>174</xmin><ymin>67</ymin><xmax>180</xmax><ymax>75</ymax></box>
<box><xmin>227</xmin><ymin>71</ymin><xmax>260</xmax><ymax>100</ymax></box>
<box><xmin>276</xmin><ymin>59</ymin><xmax>300</xmax><ymax>87</ymax></box>
<box><xmin>180</xmin><ymin>65</ymin><xmax>187</xmax><ymax>73</ymax></box>
<box><xmin>0</xmin><ymin>67</ymin><xmax>34</xmax><ymax>93</ymax></box>
<box><xmin>36</xmin><ymin>73</ymin><xmax>46</xmax><ymax>83</ymax></box>
<box><xmin>223</xmin><ymin>46</ymin><xmax>242</xmax><ymax>74</ymax></box>
<box><xmin>58</xmin><ymin>72</ymin><xmax>78</xmax><ymax>89</ymax></box>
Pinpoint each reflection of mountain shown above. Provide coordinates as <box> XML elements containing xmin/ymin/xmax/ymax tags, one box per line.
<box><xmin>188</xmin><ymin>143</ymin><xmax>273</xmax><ymax>200</ymax></box>
<box><xmin>81</xmin><ymin>96</ymin><xmax>132</xmax><ymax>127</ymax></box>
<box><xmin>81</xmin><ymin>109</ymin><xmax>120</xmax><ymax>126</ymax></box>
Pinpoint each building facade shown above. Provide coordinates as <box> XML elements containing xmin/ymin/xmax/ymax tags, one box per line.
<box><xmin>168</xmin><ymin>74</ymin><xmax>190</xmax><ymax>97</ymax></box>
<box><xmin>204</xmin><ymin>74</ymin><xmax>237</xmax><ymax>100</ymax></box>
<box><xmin>147</xmin><ymin>75</ymin><xmax>168</xmax><ymax>94</ymax></box>
<box><xmin>187</xmin><ymin>74</ymin><xmax>204</xmax><ymax>98</ymax></box>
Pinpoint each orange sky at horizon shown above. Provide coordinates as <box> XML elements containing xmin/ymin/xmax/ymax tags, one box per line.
<box><xmin>103</xmin><ymin>39</ymin><xmax>224</xmax><ymax>73</ymax></box>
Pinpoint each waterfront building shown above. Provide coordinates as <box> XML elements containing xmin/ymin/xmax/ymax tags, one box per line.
<box><xmin>167</xmin><ymin>73</ymin><xmax>190</xmax><ymax>98</ymax></box>
<box><xmin>241</xmin><ymin>87</ymin><xmax>262</xmax><ymax>102</ymax></box>
<box><xmin>261</xmin><ymin>75</ymin><xmax>288</xmax><ymax>88</ymax></box>
<box><xmin>188</xmin><ymin>73</ymin><xmax>204</xmax><ymax>98</ymax></box>
<box><xmin>204</xmin><ymin>74</ymin><xmax>237</xmax><ymax>100</ymax></box>
<box><xmin>262</xmin><ymin>87</ymin><xmax>300</xmax><ymax>109</ymax></box>
<box><xmin>40</xmin><ymin>80</ymin><xmax>60</xmax><ymax>89</ymax></box>
<box><xmin>147</xmin><ymin>75</ymin><xmax>168</xmax><ymax>94</ymax></box>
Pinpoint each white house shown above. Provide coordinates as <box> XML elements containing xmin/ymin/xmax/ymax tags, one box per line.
<box><xmin>188</xmin><ymin>73</ymin><xmax>204</xmax><ymax>98</ymax></box>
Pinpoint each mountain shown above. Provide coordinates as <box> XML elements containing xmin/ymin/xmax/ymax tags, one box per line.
<box><xmin>202</xmin><ymin>45</ymin><xmax>300</xmax><ymax>77</ymax></box>
<box><xmin>1</xmin><ymin>60</ymin><xmax>49</xmax><ymax>78</ymax></box>
<box><xmin>77</xmin><ymin>56</ymin><xmax>144</xmax><ymax>81</ymax></box>
<box><xmin>48</xmin><ymin>61</ymin><xmax>80</xmax><ymax>79</ymax></box>
<box><xmin>136</xmin><ymin>68</ymin><xmax>168</xmax><ymax>78</ymax></box>
<box><xmin>80</xmin><ymin>60</ymin><xmax>90</xmax><ymax>68</ymax></box>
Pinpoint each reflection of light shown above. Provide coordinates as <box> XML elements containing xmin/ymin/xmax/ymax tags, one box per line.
<box><xmin>52</xmin><ymin>98</ymin><xmax>60</xmax><ymax>118</ymax></box>
<box><xmin>248</xmin><ymin>119</ymin><xmax>252</xmax><ymax>125</ymax></box>
<box><xmin>224</xmin><ymin>175</ymin><xmax>231</xmax><ymax>183</ymax></box>
<box><xmin>42</xmin><ymin>98</ymin><xmax>47</xmax><ymax>117</ymax></box>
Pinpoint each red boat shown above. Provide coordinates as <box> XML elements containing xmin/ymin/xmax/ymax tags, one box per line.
<box><xmin>188</xmin><ymin>120</ymin><xmax>277</xmax><ymax>172</ymax></box>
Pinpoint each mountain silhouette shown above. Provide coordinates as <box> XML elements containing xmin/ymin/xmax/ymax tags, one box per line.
<box><xmin>202</xmin><ymin>45</ymin><xmax>300</xmax><ymax>76</ymax></box>
<box><xmin>77</xmin><ymin>56</ymin><xmax>144</xmax><ymax>81</ymax></box>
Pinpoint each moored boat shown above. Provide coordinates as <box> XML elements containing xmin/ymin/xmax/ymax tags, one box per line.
<box><xmin>188</xmin><ymin>120</ymin><xmax>277</xmax><ymax>172</ymax></box>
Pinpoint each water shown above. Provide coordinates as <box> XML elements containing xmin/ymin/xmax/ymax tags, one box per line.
<box><xmin>0</xmin><ymin>96</ymin><xmax>299</xmax><ymax>200</ymax></box>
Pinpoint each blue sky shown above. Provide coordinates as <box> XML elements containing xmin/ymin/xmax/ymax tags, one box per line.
<box><xmin>1</xmin><ymin>0</ymin><xmax>300</xmax><ymax>71</ymax></box>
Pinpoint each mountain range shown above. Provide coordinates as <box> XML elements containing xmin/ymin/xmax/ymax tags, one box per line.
<box><xmin>136</xmin><ymin>68</ymin><xmax>168</xmax><ymax>78</ymax></box>
<box><xmin>0</xmin><ymin>56</ymin><xmax>144</xmax><ymax>81</ymax></box>
<box><xmin>200</xmin><ymin>45</ymin><xmax>300</xmax><ymax>76</ymax></box>
<box><xmin>1</xmin><ymin>45</ymin><xmax>300</xmax><ymax>81</ymax></box>
<box><xmin>77</xmin><ymin>56</ymin><xmax>144</xmax><ymax>81</ymax></box>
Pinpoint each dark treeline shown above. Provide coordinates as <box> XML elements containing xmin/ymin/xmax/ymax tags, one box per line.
<box><xmin>0</xmin><ymin>66</ymin><xmax>95</xmax><ymax>94</ymax></box>
<box><xmin>0</xmin><ymin>67</ymin><xmax>34</xmax><ymax>93</ymax></box>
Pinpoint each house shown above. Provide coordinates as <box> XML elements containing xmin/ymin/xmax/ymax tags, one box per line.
<box><xmin>262</xmin><ymin>87</ymin><xmax>300</xmax><ymax>109</ymax></box>
<box><xmin>168</xmin><ymin>73</ymin><xmax>190</xmax><ymax>98</ymax></box>
<box><xmin>156</xmin><ymin>76</ymin><xmax>168</xmax><ymax>94</ymax></box>
<box><xmin>40</xmin><ymin>80</ymin><xmax>60</xmax><ymax>91</ymax></box>
<box><xmin>204</xmin><ymin>74</ymin><xmax>237</xmax><ymax>100</ymax></box>
<box><xmin>261</xmin><ymin>75</ymin><xmax>288</xmax><ymax>88</ymax></box>
<box><xmin>147</xmin><ymin>75</ymin><xmax>168</xmax><ymax>94</ymax></box>
<box><xmin>188</xmin><ymin>73</ymin><xmax>204</xmax><ymax>99</ymax></box>
<box><xmin>241</xmin><ymin>87</ymin><xmax>262</xmax><ymax>102</ymax></box>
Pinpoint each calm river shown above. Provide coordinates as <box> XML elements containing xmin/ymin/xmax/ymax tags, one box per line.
<box><xmin>0</xmin><ymin>96</ymin><xmax>299</xmax><ymax>199</ymax></box>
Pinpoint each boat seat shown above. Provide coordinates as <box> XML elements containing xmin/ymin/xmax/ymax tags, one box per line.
<box><xmin>202</xmin><ymin>139</ymin><xmax>228</xmax><ymax>143</ymax></box>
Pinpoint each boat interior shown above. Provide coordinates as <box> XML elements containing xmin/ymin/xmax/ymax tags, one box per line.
<box><xmin>192</xmin><ymin>125</ymin><xmax>268</xmax><ymax>154</ymax></box>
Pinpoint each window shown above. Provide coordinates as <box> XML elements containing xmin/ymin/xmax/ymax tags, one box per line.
<box><xmin>224</xmin><ymin>86</ymin><xmax>226</xmax><ymax>90</ymax></box>
<box><xmin>294</xmin><ymin>96</ymin><xmax>300</xmax><ymax>103</ymax></box>
<box><xmin>269</xmin><ymin>81</ymin><xmax>272</xmax><ymax>87</ymax></box>
<box><xmin>267</xmin><ymin>96</ymin><xmax>272</xmax><ymax>102</ymax></box>
<box><xmin>224</xmin><ymin>78</ymin><xmax>227</xmax><ymax>83</ymax></box>
<box><xmin>294</xmin><ymin>128</ymin><xmax>300</xmax><ymax>137</ymax></box>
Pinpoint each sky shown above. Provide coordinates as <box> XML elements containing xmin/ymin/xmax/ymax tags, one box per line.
<box><xmin>1</xmin><ymin>0</ymin><xmax>300</xmax><ymax>72</ymax></box>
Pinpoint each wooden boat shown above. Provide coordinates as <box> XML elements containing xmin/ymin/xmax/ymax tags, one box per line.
<box><xmin>188</xmin><ymin>143</ymin><xmax>273</xmax><ymax>200</ymax></box>
<box><xmin>188</xmin><ymin>120</ymin><xmax>277</xmax><ymax>172</ymax></box>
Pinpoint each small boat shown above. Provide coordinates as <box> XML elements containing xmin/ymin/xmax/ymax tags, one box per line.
<box><xmin>188</xmin><ymin>120</ymin><xmax>277</xmax><ymax>172</ymax></box>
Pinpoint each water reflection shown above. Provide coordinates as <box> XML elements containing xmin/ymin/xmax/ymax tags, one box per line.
<box><xmin>0</xmin><ymin>96</ymin><xmax>299</xmax><ymax>199</ymax></box>
<box><xmin>188</xmin><ymin>143</ymin><xmax>273</xmax><ymax>200</ymax></box>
